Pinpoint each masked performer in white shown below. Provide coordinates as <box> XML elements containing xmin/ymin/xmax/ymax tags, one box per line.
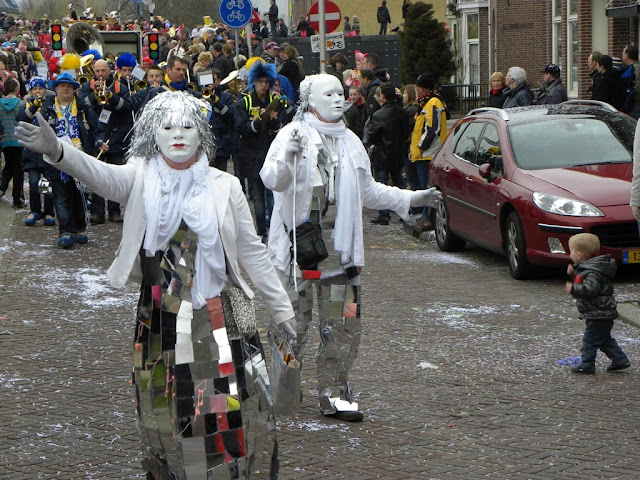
<box><xmin>16</xmin><ymin>92</ymin><xmax>297</xmax><ymax>480</ymax></box>
<box><xmin>260</xmin><ymin>74</ymin><xmax>441</xmax><ymax>422</ymax></box>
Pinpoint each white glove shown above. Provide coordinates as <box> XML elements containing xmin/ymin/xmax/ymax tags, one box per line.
<box><xmin>410</xmin><ymin>187</ymin><xmax>442</xmax><ymax>208</ymax></box>
<box><xmin>285</xmin><ymin>129</ymin><xmax>302</xmax><ymax>165</ymax></box>
<box><xmin>279</xmin><ymin>317</ymin><xmax>297</xmax><ymax>339</ymax></box>
<box><xmin>16</xmin><ymin>112</ymin><xmax>62</xmax><ymax>160</ymax></box>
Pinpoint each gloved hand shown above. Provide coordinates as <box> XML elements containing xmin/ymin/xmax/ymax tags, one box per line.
<box><xmin>27</xmin><ymin>97</ymin><xmax>42</xmax><ymax>113</ymax></box>
<box><xmin>279</xmin><ymin>317</ymin><xmax>297</xmax><ymax>339</ymax></box>
<box><xmin>16</xmin><ymin>112</ymin><xmax>62</xmax><ymax>160</ymax></box>
<box><xmin>633</xmin><ymin>205</ymin><xmax>640</xmax><ymax>222</ymax></box>
<box><xmin>285</xmin><ymin>129</ymin><xmax>302</xmax><ymax>165</ymax></box>
<box><xmin>410</xmin><ymin>187</ymin><xmax>442</xmax><ymax>208</ymax></box>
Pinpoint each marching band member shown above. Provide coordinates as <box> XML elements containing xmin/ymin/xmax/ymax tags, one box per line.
<box><xmin>77</xmin><ymin>59</ymin><xmax>133</xmax><ymax>224</ymax></box>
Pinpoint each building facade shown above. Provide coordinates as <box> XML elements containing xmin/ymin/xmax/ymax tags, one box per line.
<box><xmin>447</xmin><ymin>0</ymin><xmax>640</xmax><ymax>99</ymax></box>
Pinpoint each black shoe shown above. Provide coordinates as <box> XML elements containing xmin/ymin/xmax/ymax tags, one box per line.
<box><xmin>13</xmin><ymin>200</ymin><xmax>27</xmax><ymax>208</ymax></box>
<box><xmin>606</xmin><ymin>363</ymin><xmax>630</xmax><ymax>373</ymax></box>
<box><xmin>571</xmin><ymin>366</ymin><xmax>595</xmax><ymax>374</ymax></box>
<box><xmin>371</xmin><ymin>217</ymin><xmax>389</xmax><ymax>225</ymax></box>
<box><xmin>90</xmin><ymin>213</ymin><xmax>105</xmax><ymax>225</ymax></box>
<box><xmin>323</xmin><ymin>409</ymin><xmax>364</xmax><ymax>422</ymax></box>
<box><xmin>109</xmin><ymin>212</ymin><xmax>123</xmax><ymax>223</ymax></box>
<box><xmin>334</xmin><ymin>410</ymin><xmax>364</xmax><ymax>422</ymax></box>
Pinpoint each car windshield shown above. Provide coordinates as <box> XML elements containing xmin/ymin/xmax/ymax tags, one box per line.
<box><xmin>508</xmin><ymin>115</ymin><xmax>635</xmax><ymax>169</ymax></box>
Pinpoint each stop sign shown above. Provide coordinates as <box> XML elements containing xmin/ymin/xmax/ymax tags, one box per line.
<box><xmin>308</xmin><ymin>0</ymin><xmax>342</xmax><ymax>34</ymax></box>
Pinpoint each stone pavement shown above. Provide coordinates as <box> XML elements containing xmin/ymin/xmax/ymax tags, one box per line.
<box><xmin>1</xmin><ymin>199</ymin><xmax>640</xmax><ymax>480</ymax></box>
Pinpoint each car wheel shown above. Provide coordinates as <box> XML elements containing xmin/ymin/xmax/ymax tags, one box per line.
<box><xmin>435</xmin><ymin>197</ymin><xmax>466</xmax><ymax>252</ymax></box>
<box><xmin>504</xmin><ymin>211</ymin><xmax>531</xmax><ymax>279</ymax></box>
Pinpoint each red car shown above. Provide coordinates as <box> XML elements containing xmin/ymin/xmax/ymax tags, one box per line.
<box><xmin>429</xmin><ymin>101</ymin><xmax>640</xmax><ymax>279</ymax></box>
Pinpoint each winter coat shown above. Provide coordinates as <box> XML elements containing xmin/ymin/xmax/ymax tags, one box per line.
<box><xmin>487</xmin><ymin>87</ymin><xmax>506</xmax><ymax>108</ymax></box>
<box><xmin>569</xmin><ymin>255</ymin><xmax>618</xmax><ymax>321</ymax></box>
<box><xmin>279</xmin><ymin>58</ymin><xmax>301</xmax><ymax>93</ymax></box>
<box><xmin>18</xmin><ymin>92</ymin><xmax>60</xmax><ymax>177</ymax></box>
<box><xmin>377</xmin><ymin>6</ymin><xmax>391</xmax><ymax>23</ymax></box>
<box><xmin>344</xmin><ymin>101</ymin><xmax>366</xmax><ymax>139</ymax></box>
<box><xmin>367</xmin><ymin>100</ymin><xmax>409</xmax><ymax>171</ymax></box>
<box><xmin>502</xmin><ymin>81</ymin><xmax>533</xmax><ymax>108</ymax></box>
<box><xmin>234</xmin><ymin>91</ymin><xmax>283</xmax><ymax>178</ymax></box>
<box><xmin>209</xmin><ymin>89</ymin><xmax>238</xmax><ymax>159</ymax></box>
<box><xmin>594</xmin><ymin>69</ymin><xmax>623</xmax><ymax>110</ymax></box>
<box><xmin>410</xmin><ymin>93</ymin><xmax>447</xmax><ymax>162</ymax></box>
<box><xmin>364</xmin><ymin>77</ymin><xmax>382</xmax><ymax>119</ymax></box>
<box><xmin>37</xmin><ymin>95</ymin><xmax>106</xmax><ymax>156</ymax></box>
<box><xmin>77</xmin><ymin>76</ymin><xmax>134</xmax><ymax>153</ymax></box>
<box><xmin>0</xmin><ymin>96</ymin><xmax>24</xmax><ymax>148</ymax></box>
<box><xmin>534</xmin><ymin>78</ymin><xmax>568</xmax><ymax>105</ymax></box>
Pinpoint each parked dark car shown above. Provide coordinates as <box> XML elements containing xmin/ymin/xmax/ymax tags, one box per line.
<box><xmin>429</xmin><ymin>101</ymin><xmax>639</xmax><ymax>279</ymax></box>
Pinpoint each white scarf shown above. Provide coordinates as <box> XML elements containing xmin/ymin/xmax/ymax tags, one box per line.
<box><xmin>305</xmin><ymin>113</ymin><xmax>358</xmax><ymax>264</ymax></box>
<box><xmin>143</xmin><ymin>153</ymin><xmax>227</xmax><ymax>309</ymax></box>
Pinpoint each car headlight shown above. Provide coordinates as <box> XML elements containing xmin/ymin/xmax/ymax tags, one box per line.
<box><xmin>532</xmin><ymin>192</ymin><xmax>604</xmax><ymax>217</ymax></box>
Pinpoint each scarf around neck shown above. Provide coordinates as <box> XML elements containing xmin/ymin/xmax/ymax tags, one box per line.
<box><xmin>143</xmin><ymin>153</ymin><xmax>227</xmax><ymax>308</ymax></box>
<box><xmin>304</xmin><ymin>112</ymin><xmax>357</xmax><ymax>264</ymax></box>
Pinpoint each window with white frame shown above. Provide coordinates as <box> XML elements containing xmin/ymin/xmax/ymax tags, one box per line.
<box><xmin>466</xmin><ymin>12</ymin><xmax>479</xmax><ymax>84</ymax></box>
<box><xmin>552</xmin><ymin>0</ymin><xmax>562</xmax><ymax>72</ymax></box>
<box><xmin>567</xmin><ymin>0</ymin><xmax>578</xmax><ymax>95</ymax></box>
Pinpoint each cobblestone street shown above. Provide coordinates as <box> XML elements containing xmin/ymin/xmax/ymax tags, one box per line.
<box><xmin>1</xmin><ymin>199</ymin><xmax>639</xmax><ymax>479</ymax></box>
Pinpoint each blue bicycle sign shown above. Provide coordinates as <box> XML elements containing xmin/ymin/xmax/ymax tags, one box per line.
<box><xmin>219</xmin><ymin>0</ymin><xmax>252</xmax><ymax>28</ymax></box>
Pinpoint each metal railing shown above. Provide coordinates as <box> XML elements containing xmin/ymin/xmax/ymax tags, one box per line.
<box><xmin>439</xmin><ymin>83</ymin><xmax>490</xmax><ymax>115</ymax></box>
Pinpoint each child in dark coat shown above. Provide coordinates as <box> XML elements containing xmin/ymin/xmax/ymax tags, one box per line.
<box><xmin>565</xmin><ymin>233</ymin><xmax>630</xmax><ymax>374</ymax></box>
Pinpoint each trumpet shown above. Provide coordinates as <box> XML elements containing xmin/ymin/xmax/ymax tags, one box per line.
<box><xmin>201</xmin><ymin>86</ymin><xmax>213</xmax><ymax>98</ymax></box>
<box><xmin>96</xmin><ymin>81</ymin><xmax>109</xmax><ymax>104</ymax></box>
<box><xmin>135</xmin><ymin>79</ymin><xmax>148</xmax><ymax>91</ymax></box>
<box><xmin>186</xmin><ymin>82</ymin><xmax>198</xmax><ymax>91</ymax></box>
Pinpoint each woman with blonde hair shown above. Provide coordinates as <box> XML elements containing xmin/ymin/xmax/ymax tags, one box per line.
<box><xmin>193</xmin><ymin>50</ymin><xmax>213</xmax><ymax>74</ymax></box>
<box><xmin>488</xmin><ymin>71</ymin><xmax>507</xmax><ymax>108</ymax></box>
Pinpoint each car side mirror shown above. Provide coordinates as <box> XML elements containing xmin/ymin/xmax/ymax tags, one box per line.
<box><xmin>479</xmin><ymin>163</ymin><xmax>492</xmax><ymax>179</ymax></box>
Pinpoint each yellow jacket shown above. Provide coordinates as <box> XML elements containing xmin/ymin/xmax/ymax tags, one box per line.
<box><xmin>410</xmin><ymin>94</ymin><xmax>448</xmax><ymax>162</ymax></box>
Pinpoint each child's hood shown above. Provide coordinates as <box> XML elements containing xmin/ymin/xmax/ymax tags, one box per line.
<box><xmin>576</xmin><ymin>254</ymin><xmax>617</xmax><ymax>279</ymax></box>
<box><xmin>0</xmin><ymin>96</ymin><xmax>21</xmax><ymax>112</ymax></box>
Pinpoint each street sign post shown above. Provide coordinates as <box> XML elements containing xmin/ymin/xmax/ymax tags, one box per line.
<box><xmin>308</xmin><ymin>0</ymin><xmax>342</xmax><ymax>34</ymax></box>
<box><xmin>219</xmin><ymin>0</ymin><xmax>253</xmax><ymax>29</ymax></box>
<box><xmin>310</xmin><ymin>32</ymin><xmax>345</xmax><ymax>53</ymax></box>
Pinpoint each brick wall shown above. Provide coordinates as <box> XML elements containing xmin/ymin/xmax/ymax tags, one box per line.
<box><xmin>491</xmin><ymin>0</ymin><xmax>549</xmax><ymax>89</ymax></box>
<box><xmin>479</xmin><ymin>7</ymin><xmax>488</xmax><ymax>83</ymax></box>
<box><xmin>578</xmin><ymin>1</ymin><xmax>592</xmax><ymax>98</ymax></box>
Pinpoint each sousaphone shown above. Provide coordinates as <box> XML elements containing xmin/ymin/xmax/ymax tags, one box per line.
<box><xmin>64</xmin><ymin>21</ymin><xmax>105</xmax><ymax>58</ymax></box>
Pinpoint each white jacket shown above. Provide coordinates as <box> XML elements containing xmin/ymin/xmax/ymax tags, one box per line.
<box><xmin>260</xmin><ymin>121</ymin><xmax>412</xmax><ymax>272</ymax></box>
<box><xmin>46</xmin><ymin>142</ymin><xmax>294</xmax><ymax>324</ymax></box>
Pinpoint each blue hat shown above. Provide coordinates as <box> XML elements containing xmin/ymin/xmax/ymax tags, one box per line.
<box><xmin>116</xmin><ymin>52</ymin><xmax>137</xmax><ymax>68</ymax></box>
<box><xmin>29</xmin><ymin>77</ymin><xmax>46</xmax><ymax>89</ymax></box>
<box><xmin>51</xmin><ymin>72</ymin><xmax>80</xmax><ymax>89</ymax></box>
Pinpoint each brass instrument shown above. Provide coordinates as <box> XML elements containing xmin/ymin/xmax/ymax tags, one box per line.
<box><xmin>96</xmin><ymin>82</ymin><xmax>109</xmax><ymax>104</ymax></box>
<box><xmin>78</xmin><ymin>53</ymin><xmax>95</xmax><ymax>84</ymax></box>
<box><xmin>135</xmin><ymin>79</ymin><xmax>148</xmax><ymax>91</ymax></box>
<box><xmin>219</xmin><ymin>70</ymin><xmax>240</xmax><ymax>100</ymax></box>
<box><xmin>186</xmin><ymin>82</ymin><xmax>198</xmax><ymax>91</ymax></box>
<box><xmin>201</xmin><ymin>86</ymin><xmax>213</xmax><ymax>98</ymax></box>
<box><xmin>64</xmin><ymin>22</ymin><xmax>105</xmax><ymax>58</ymax></box>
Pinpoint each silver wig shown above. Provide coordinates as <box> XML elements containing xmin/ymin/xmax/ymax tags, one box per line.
<box><xmin>127</xmin><ymin>91</ymin><xmax>216</xmax><ymax>160</ymax></box>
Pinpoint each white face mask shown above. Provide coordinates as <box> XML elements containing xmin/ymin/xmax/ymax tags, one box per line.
<box><xmin>155</xmin><ymin>124</ymin><xmax>200</xmax><ymax>164</ymax></box>
<box><xmin>309</xmin><ymin>75</ymin><xmax>345</xmax><ymax>122</ymax></box>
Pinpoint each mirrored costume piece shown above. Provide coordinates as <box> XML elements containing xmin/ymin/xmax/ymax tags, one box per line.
<box><xmin>135</xmin><ymin>224</ymin><xmax>277</xmax><ymax>479</ymax></box>
<box><xmin>261</xmin><ymin>75</ymin><xmax>414</xmax><ymax>420</ymax></box>
<box><xmin>16</xmin><ymin>92</ymin><xmax>295</xmax><ymax>479</ymax></box>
